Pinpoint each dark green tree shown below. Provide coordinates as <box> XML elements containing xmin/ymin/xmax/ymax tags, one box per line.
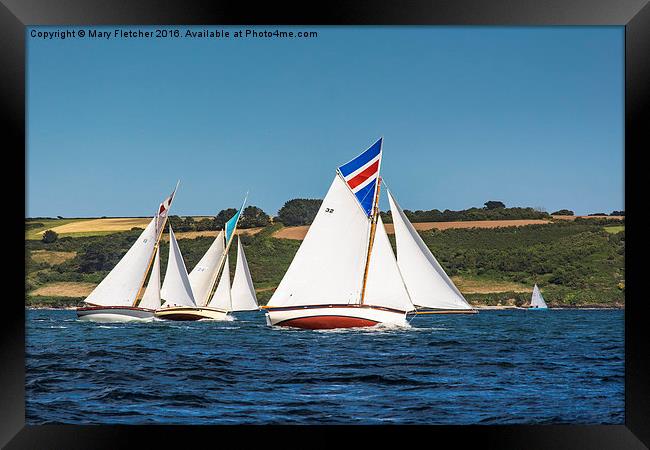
<box><xmin>166</xmin><ymin>215</ymin><xmax>183</xmax><ymax>233</ymax></box>
<box><xmin>215</xmin><ymin>208</ymin><xmax>238</xmax><ymax>229</ymax></box>
<box><xmin>551</xmin><ymin>209</ymin><xmax>574</xmax><ymax>216</ymax></box>
<box><xmin>181</xmin><ymin>216</ymin><xmax>196</xmax><ymax>232</ymax></box>
<box><xmin>42</xmin><ymin>230</ymin><xmax>58</xmax><ymax>243</ymax></box>
<box><xmin>276</xmin><ymin>199</ymin><xmax>323</xmax><ymax>226</ymax></box>
<box><xmin>484</xmin><ymin>201</ymin><xmax>506</xmax><ymax>209</ymax></box>
<box><xmin>195</xmin><ymin>218</ymin><xmax>217</xmax><ymax>231</ymax></box>
<box><xmin>239</xmin><ymin>206</ymin><xmax>271</xmax><ymax>228</ymax></box>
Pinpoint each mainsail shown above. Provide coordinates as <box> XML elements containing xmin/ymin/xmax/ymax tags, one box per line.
<box><xmin>231</xmin><ymin>236</ymin><xmax>259</xmax><ymax>311</ymax></box>
<box><xmin>84</xmin><ymin>218</ymin><xmax>158</xmax><ymax>307</ymax></box>
<box><xmin>267</xmin><ymin>175</ymin><xmax>371</xmax><ymax>307</ymax></box>
<box><xmin>138</xmin><ymin>248</ymin><xmax>161</xmax><ymax>310</ymax></box>
<box><xmin>161</xmin><ymin>226</ymin><xmax>196</xmax><ymax>307</ymax></box>
<box><xmin>268</xmin><ymin>139</ymin><xmax>385</xmax><ymax>308</ymax></box>
<box><xmin>208</xmin><ymin>254</ymin><xmax>232</xmax><ymax>310</ymax></box>
<box><xmin>387</xmin><ymin>189</ymin><xmax>473</xmax><ymax>310</ymax></box>
<box><xmin>188</xmin><ymin>231</ymin><xmax>226</xmax><ymax>307</ymax></box>
<box><xmin>531</xmin><ymin>284</ymin><xmax>548</xmax><ymax>308</ymax></box>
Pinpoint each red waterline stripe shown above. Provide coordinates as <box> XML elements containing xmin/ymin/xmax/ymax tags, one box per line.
<box><xmin>277</xmin><ymin>315</ymin><xmax>379</xmax><ymax>329</ymax></box>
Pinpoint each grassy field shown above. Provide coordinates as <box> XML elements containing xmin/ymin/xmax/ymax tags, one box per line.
<box><xmin>30</xmin><ymin>250</ymin><xmax>77</xmax><ymax>265</ymax></box>
<box><xmin>604</xmin><ymin>225</ymin><xmax>625</xmax><ymax>234</ymax></box>
<box><xmin>26</xmin><ymin>218</ymin><xmax>86</xmax><ymax>239</ymax></box>
<box><xmin>450</xmin><ymin>275</ymin><xmax>530</xmax><ymax>294</ymax></box>
<box><xmin>30</xmin><ymin>281</ymin><xmax>97</xmax><ymax>297</ymax></box>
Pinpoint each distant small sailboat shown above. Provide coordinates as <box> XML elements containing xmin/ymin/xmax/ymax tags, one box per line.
<box><xmin>386</xmin><ymin>188</ymin><xmax>477</xmax><ymax>314</ymax></box>
<box><xmin>76</xmin><ymin>184</ymin><xmax>178</xmax><ymax>322</ymax></box>
<box><xmin>264</xmin><ymin>138</ymin><xmax>416</xmax><ymax>329</ymax></box>
<box><xmin>155</xmin><ymin>197</ymin><xmax>258</xmax><ymax>320</ymax></box>
<box><xmin>529</xmin><ymin>284</ymin><xmax>548</xmax><ymax>309</ymax></box>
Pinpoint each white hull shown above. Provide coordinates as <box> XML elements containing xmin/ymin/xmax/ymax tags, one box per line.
<box><xmin>264</xmin><ymin>304</ymin><xmax>409</xmax><ymax>329</ymax></box>
<box><xmin>76</xmin><ymin>306</ymin><xmax>155</xmax><ymax>322</ymax></box>
<box><xmin>155</xmin><ymin>306</ymin><xmax>232</xmax><ymax>321</ymax></box>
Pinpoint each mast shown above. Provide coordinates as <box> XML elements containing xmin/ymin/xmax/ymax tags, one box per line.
<box><xmin>204</xmin><ymin>194</ymin><xmax>248</xmax><ymax>308</ymax></box>
<box><xmin>359</xmin><ymin>176</ymin><xmax>382</xmax><ymax>305</ymax></box>
<box><xmin>132</xmin><ymin>181</ymin><xmax>179</xmax><ymax>307</ymax></box>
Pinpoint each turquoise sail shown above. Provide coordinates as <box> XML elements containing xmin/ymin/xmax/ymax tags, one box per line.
<box><xmin>225</xmin><ymin>209</ymin><xmax>241</xmax><ymax>244</ymax></box>
<box><xmin>224</xmin><ymin>194</ymin><xmax>248</xmax><ymax>244</ymax></box>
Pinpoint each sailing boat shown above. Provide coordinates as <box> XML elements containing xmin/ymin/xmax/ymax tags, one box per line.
<box><xmin>386</xmin><ymin>188</ymin><xmax>477</xmax><ymax>314</ymax></box>
<box><xmin>76</xmin><ymin>184</ymin><xmax>178</xmax><ymax>322</ymax></box>
<box><xmin>263</xmin><ymin>138</ymin><xmax>416</xmax><ymax>329</ymax></box>
<box><xmin>155</xmin><ymin>198</ymin><xmax>255</xmax><ymax>320</ymax></box>
<box><xmin>529</xmin><ymin>284</ymin><xmax>548</xmax><ymax>309</ymax></box>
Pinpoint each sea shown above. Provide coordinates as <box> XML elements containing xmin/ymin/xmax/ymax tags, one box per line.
<box><xmin>25</xmin><ymin>309</ymin><xmax>624</xmax><ymax>425</ymax></box>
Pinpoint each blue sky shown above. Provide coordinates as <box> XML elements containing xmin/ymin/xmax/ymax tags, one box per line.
<box><xmin>27</xmin><ymin>26</ymin><xmax>623</xmax><ymax>217</ymax></box>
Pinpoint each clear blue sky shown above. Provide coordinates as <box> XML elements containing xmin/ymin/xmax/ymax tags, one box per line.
<box><xmin>27</xmin><ymin>26</ymin><xmax>623</xmax><ymax>217</ymax></box>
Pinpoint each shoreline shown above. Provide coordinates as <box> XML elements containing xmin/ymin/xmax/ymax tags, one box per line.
<box><xmin>25</xmin><ymin>305</ymin><xmax>625</xmax><ymax>311</ymax></box>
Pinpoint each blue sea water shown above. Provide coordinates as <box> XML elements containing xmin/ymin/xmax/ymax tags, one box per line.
<box><xmin>25</xmin><ymin>309</ymin><xmax>624</xmax><ymax>425</ymax></box>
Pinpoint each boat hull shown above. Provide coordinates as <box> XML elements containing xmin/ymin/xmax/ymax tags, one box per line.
<box><xmin>76</xmin><ymin>306</ymin><xmax>155</xmax><ymax>322</ymax></box>
<box><xmin>154</xmin><ymin>306</ymin><xmax>231</xmax><ymax>321</ymax></box>
<box><xmin>264</xmin><ymin>304</ymin><xmax>409</xmax><ymax>329</ymax></box>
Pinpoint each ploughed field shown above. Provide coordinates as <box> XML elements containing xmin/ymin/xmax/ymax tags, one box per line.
<box><xmin>25</xmin><ymin>217</ymin><xmax>625</xmax><ymax>309</ymax></box>
<box><xmin>273</xmin><ymin>219</ymin><xmax>553</xmax><ymax>240</ymax></box>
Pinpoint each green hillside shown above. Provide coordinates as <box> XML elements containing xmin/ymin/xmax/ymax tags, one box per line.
<box><xmin>25</xmin><ymin>220</ymin><xmax>624</xmax><ymax>308</ymax></box>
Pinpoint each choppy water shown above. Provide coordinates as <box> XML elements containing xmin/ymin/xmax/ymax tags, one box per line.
<box><xmin>26</xmin><ymin>309</ymin><xmax>624</xmax><ymax>424</ymax></box>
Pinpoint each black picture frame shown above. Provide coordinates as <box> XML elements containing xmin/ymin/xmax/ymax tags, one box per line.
<box><xmin>4</xmin><ymin>1</ymin><xmax>648</xmax><ymax>448</ymax></box>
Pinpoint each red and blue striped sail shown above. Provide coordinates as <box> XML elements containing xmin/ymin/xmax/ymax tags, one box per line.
<box><xmin>337</xmin><ymin>138</ymin><xmax>383</xmax><ymax>217</ymax></box>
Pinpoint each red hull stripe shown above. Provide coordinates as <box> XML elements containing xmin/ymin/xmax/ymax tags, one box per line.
<box><xmin>277</xmin><ymin>315</ymin><xmax>379</xmax><ymax>330</ymax></box>
<box><xmin>346</xmin><ymin>160</ymin><xmax>379</xmax><ymax>189</ymax></box>
<box><xmin>156</xmin><ymin>314</ymin><xmax>204</xmax><ymax>321</ymax></box>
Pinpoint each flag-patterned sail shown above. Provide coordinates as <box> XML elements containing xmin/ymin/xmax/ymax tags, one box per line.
<box><xmin>337</xmin><ymin>138</ymin><xmax>382</xmax><ymax>217</ymax></box>
<box><xmin>156</xmin><ymin>182</ymin><xmax>178</xmax><ymax>237</ymax></box>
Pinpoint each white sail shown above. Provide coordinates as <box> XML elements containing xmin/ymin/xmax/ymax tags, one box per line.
<box><xmin>267</xmin><ymin>175</ymin><xmax>370</xmax><ymax>307</ymax></box>
<box><xmin>208</xmin><ymin>254</ymin><xmax>232</xmax><ymax>310</ymax></box>
<box><xmin>363</xmin><ymin>216</ymin><xmax>415</xmax><ymax>312</ymax></box>
<box><xmin>161</xmin><ymin>226</ymin><xmax>196</xmax><ymax>307</ymax></box>
<box><xmin>188</xmin><ymin>231</ymin><xmax>226</xmax><ymax>307</ymax></box>
<box><xmin>84</xmin><ymin>218</ymin><xmax>158</xmax><ymax>307</ymax></box>
<box><xmin>138</xmin><ymin>248</ymin><xmax>161</xmax><ymax>310</ymax></box>
<box><xmin>231</xmin><ymin>237</ymin><xmax>259</xmax><ymax>311</ymax></box>
<box><xmin>531</xmin><ymin>284</ymin><xmax>548</xmax><ymax>308</ymax></box>
<box><xmin>387</xmin><ymin>190</ymin><xmax>473</xmax><ymax>310</ymax></box>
